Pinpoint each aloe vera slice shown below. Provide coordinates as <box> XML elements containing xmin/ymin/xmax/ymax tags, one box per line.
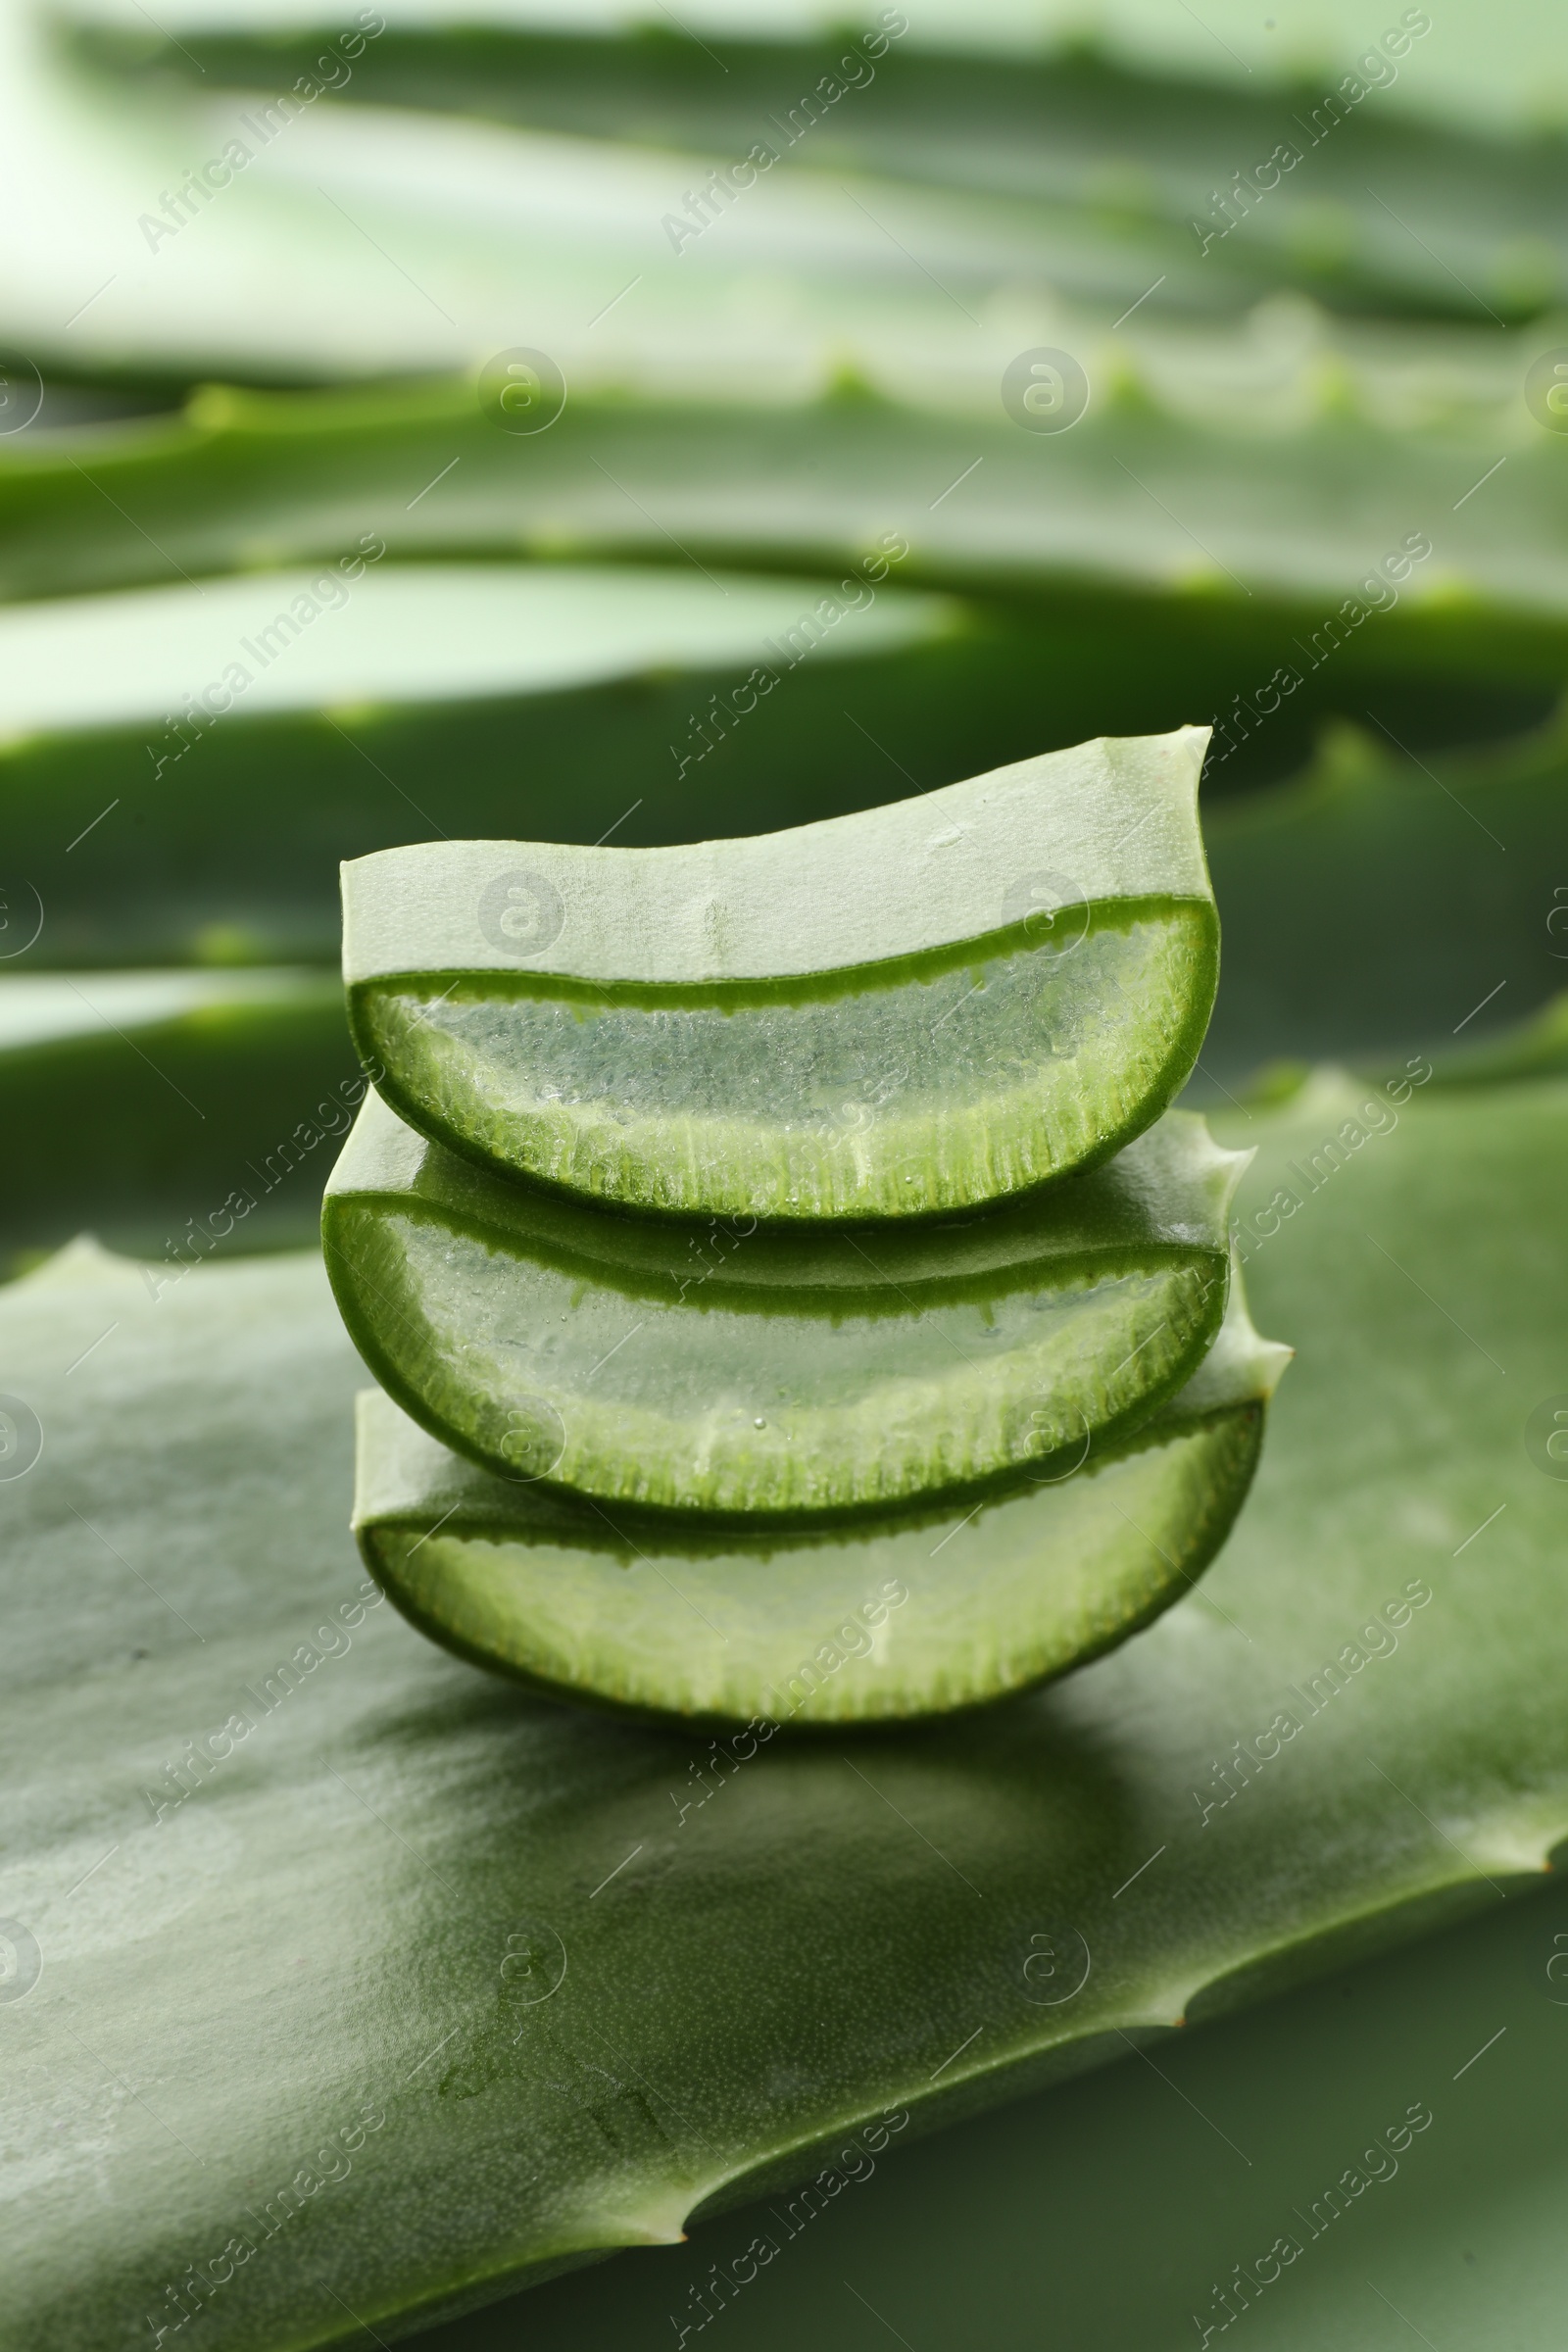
<box><xmin>352</xmin><ymin>1271</ymin><xmax>1284</xmax><ymax>1723</ymax></box>
<box><xmin>322</xmin><ymin>1088</ymin><xmax>1238</xmax><ymax>1514</ymax></box>
<box><xmin>342</xmin><ymin>728</ymin><xmax>1217</xmax><ymax>1220</ymax></box>
<box><xmin>12</xmin><ymin>705</ymin><xmax>1559</xmax><ymax>1270</ymax></box>
<box><xmin>5</xmin><ymin>1072</ymin><xmax>1568</xmax><ymax>2351</ymax></box>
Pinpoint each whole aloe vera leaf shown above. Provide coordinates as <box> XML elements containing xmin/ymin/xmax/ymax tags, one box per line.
<box><xmin>0</xmin><ymin>8</ymin><xmax>1240</xmax><ymax>389</ymax></box>
<box><xmin>0</xmin><ymin>561</ymin><xmax>949</xmax><ymax>735</ymax></box>
<box><xmin>5</xmin><ymin>1068</ymin><xmax>1566</xmax><ymax>2349</ymax></box>
<box><xmin>61</xmin><ymin>0</ymin><xmax>1559</xmax><ymax>143</ymax></box>
<box><xmin>87</xmin><ymin>17</ymin><xmax>1568</xmax><ymax>322</ymax></box>
<box><xmin>322</xmin><ymin>1091</ymin><xmax>1238</xmax><ymax>1512</ymax></box>
<box><xmin>350</xmin><ymin>1274</ymin><xmax>1282</xmax><ymax>1722</ymax></box>
<box><xmin>340</xmin><ymin>729</ymin><xmax>1217</xmax><ymax>1219</ymax></box>
<box><xmin>0</xmin><ymin>967</ymin><xmax>353</xmax><ymax>1269</ymax></box>
<box><xmin>2</xmin><ymin>371</ymin><xmax>1564</xmax><ymax>658</ymax></box>
<box><xmin>3</xmin><ymin>572</ymin><xmax>1547</xmax><ymax>973</ymax></box>
<box><xmin>1201</xmin><ymin>709</ymin><xmax>1568</xmax><ymax>1079</ymax></box>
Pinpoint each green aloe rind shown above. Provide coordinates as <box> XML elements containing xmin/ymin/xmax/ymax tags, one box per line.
<box><xmin>351</xmin><ymin>1266</ymin><xmax>1286</xmax><ymax>1723</ymax></box>
<box><xmin>4</xmin><ymin>1068</ymin><xmax>1564</xmax><ymax>2349</ymax></box>
<box><xmin>322</xmin><ymin>1085</ymin><xmax>1242</xmax><ymax>1516</ymax></box>
<box><xmin>341</xmin><ymin>729</ymin><xmax>1217</xmax><ymax>1219</ymax></box>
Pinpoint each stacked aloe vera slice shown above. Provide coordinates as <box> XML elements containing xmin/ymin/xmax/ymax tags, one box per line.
<box><xmin>325</xmin><ymin>724</ymin><xmax>1289</xmax><ymax>1725</ymax></box>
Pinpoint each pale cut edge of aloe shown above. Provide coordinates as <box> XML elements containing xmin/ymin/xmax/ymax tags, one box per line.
<box><xmin>324</xmin><ymin>1085</ymin><xmax>1249</xmax><ymax>1297</ymax></box>
<box><xmin>339</xmin><ymin>729</ymin><xmax>1211</xmax><ymax>988</ymax></box>
<box><xmin>323</xmin><ymin>1093</ymin><xmax>1243</xmax><ymax>1515</ymax></box>
<box><xmin>351</xmin><ymin>1264</ymin><xmax>1288</xmax><ymax>1725</ymax></box>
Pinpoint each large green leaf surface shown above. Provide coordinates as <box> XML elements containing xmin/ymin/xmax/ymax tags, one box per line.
<box><xmin>0</xmin><ymin>0</ymin><xmax>1229</xmax><ymax>384</ymax></box>
<box><xmin>425</xmin><ymin>1876</ymin><xmax>1568</xmax><ymax>2351</ymax></box>
<box><xmin>3</xmin><ymin>1069</ymin><xmax>1565</xmax><ymax>2346</ymax></box>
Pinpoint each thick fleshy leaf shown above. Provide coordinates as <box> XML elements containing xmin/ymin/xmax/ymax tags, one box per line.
<box><xmin>78</xmin><ymin>8</ymin><xmax>1568</xmax><ymax>321</ymax></box>
<box><xmin>351</xmin><ymin>1274</ymin><xmax>1284</xmax><ymax>1722</ymax></box>
<box><xmin>58</xmin><ymin>0</ymin><xmax>1560</xmax><ymax>142</ymax></box>
<box><xmin>322</xmin><ymin>1089</ymin><xmax>1239</xmax><ymax>1512</ymax></box>
<box><xmin>341</xmin><ymin>729</ymin><xmax>1217</xmax><ymax>1218</ymax></box>
<box><xmin>3</xmin><ymin>1068</ymin><xmax>1565</xmax><ymax>2349</ymax></box>
<box><xmin>0</xmin><ymin>1</ymin><xmax>1233</xmax><ymax>388</ymax></box>
<box><xmin>433</xmin><ymin>1879</ymin><xmax>1568</xmax><ymax>2352</ymax></box>
<box><xmin>0</xmin><ymin>561</ymin><xmax>950</xmax><ymax>736</ymax></box>
<box><xmin>2</xmin><ymin>361</ymin><xmax>1563</xmax><ymax>648</ymax></box>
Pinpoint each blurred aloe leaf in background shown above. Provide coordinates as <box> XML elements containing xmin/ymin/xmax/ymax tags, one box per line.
<box><xmin>2</xmin><ymin>0</ymin><xmax>1568</xmax><ymax>2344</ymax></box>
<box><xmin>67</xmin><ymin>0</ymin><xmax>1568</xmax><ymax>321</ymax></box>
